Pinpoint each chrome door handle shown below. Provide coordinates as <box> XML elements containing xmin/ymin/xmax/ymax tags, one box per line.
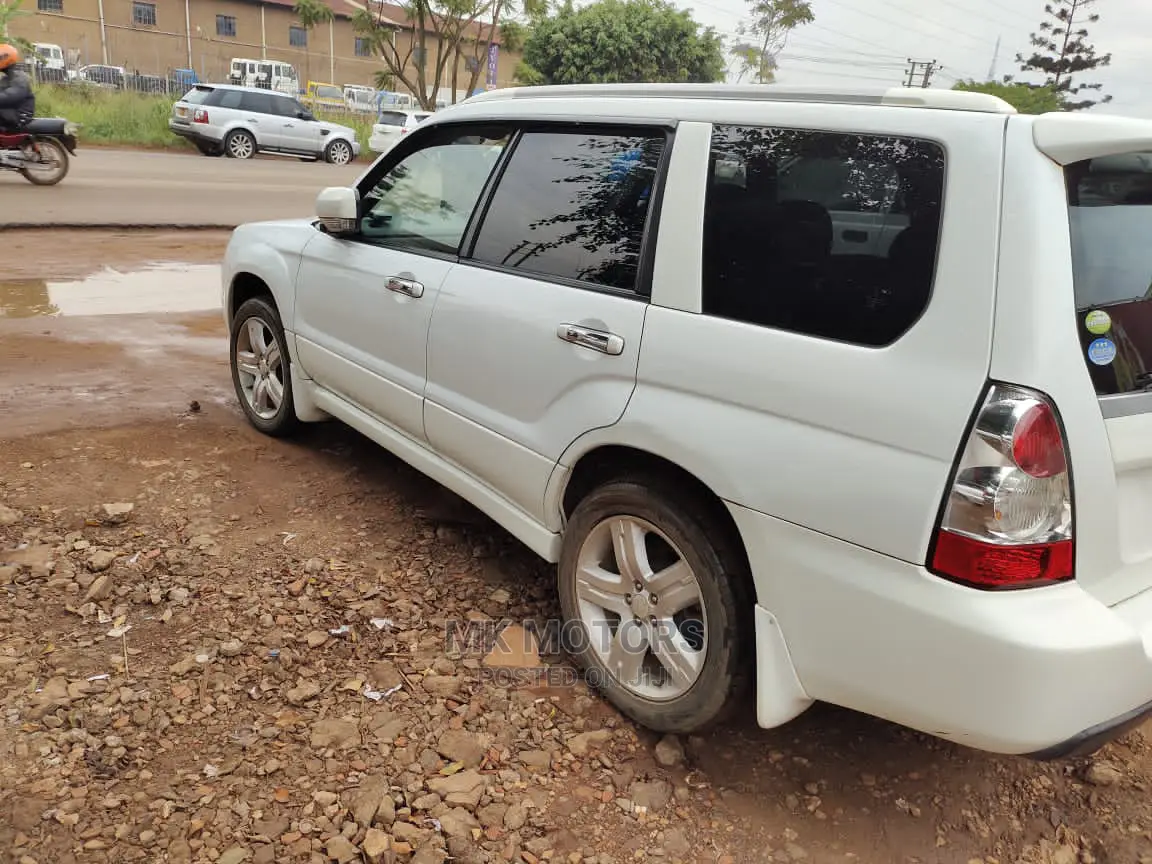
<box><xmin>557</xmin><ymin>324</ymin><xmax>624</xmax><ymax>356</ymax></box>
<box><xmin>386</xmin><ymin>276</ymin><xmax>424</xmax><ymax>298</ymax></box>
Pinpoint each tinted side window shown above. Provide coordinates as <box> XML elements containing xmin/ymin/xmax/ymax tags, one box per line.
<box><xmin>270</xmin><ymin>96</ymin><xmax>299</xmax><ymax>117</ymax></box>
<box><xmin>240</xmin><ymin>91</ymin><xmax>273</xmax><ymax>114</ymax></box>
<box><xmin>217</xmin><ymin>89</ymin><xmax>245</xmax><ymax>109</ymax></box>
<box><xmin>360</xmin><ymin>125</ymin><xmax>511</xmax><ymax>255</ymax></box>
<box><xmin>470</xmin><ymin>130</ymin><xmax>665</xmax><ymax>294</ymax></box>
<box><xmin>703</xmin><ymin>125</ymin><xmax>946</xmax><ymax>347</ymax></box>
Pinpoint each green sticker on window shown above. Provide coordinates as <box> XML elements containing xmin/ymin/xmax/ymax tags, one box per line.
<box><xmin>1085</xmin><ymin>310</ymin><xmax>1112</xmax><ymax>335</ymax></box>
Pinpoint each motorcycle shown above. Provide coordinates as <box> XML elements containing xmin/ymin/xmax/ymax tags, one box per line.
<box><xmin>0</xmin><ymin>118</ymin><xmax>79</xmax><ymax>186</ymax></box>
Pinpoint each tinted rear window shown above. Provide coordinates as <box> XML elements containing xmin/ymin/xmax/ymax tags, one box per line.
<box><xmin>182</xmin><ymin>87</ymin><xmax>215</xmax><ymax>105</ymax></box>
<box><xmin>378</xmin><ymin>111</ymin><xmax>406</xmax><ymax>126</ymax></box>
<box><xmin>1067</xmin><ymin>153</ymin><xmax>1152</xmax><ymax>396</ymax></box>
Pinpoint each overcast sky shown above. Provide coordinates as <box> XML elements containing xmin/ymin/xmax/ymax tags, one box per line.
<box><xmin>670</xmin><ymin>0</ymin><xmax>1150</xmax><ymax>116</ymax></box>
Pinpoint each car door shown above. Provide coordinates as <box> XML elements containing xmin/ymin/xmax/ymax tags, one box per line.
<box><xmin>293</xmin><ymin>122</ymin><xmax>514</xmax><ymax>441</ymax></box>
<box><xmin>423</xmin><ymin>125</ymin><xmax>667</xmax><ymax>520</ymax></box>
<box><xmin>270</xmin><ymin>94</ymin><xmax>308</xmax><ymax>151</ymax></box>
<box><xmin>235</xmin><ymin>90</ymin><xmax>277</xmax><ymax>149</ymax></box>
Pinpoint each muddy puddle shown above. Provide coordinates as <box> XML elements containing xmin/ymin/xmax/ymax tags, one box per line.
<box><xmin>0</xmin><ymin>263</ymin><xmax>220</xmax><ymax>318</ymax></box>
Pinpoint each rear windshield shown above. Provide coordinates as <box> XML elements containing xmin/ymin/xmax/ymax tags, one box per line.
<box><xmin>378</xmin><ymin>111</ymin><xmax>406</xmax><ymax>126</ymax></box>
<box><xmin>1067</xmin><ymin>153</ymin><xmax>1152</xmax><ymax>396</ymax></box>
<box><xmin>181</xmin><ymin>87</ymin><xmax>214</xmax><ymax>105</ymax></box>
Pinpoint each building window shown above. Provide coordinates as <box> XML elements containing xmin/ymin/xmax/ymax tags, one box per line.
<box><xmin>132</xmin><ymin>1</ymin><xmax>157</xmax><ymax>27</ymax></box>
<box><xmin>37</xmin><ymin>0</ymin><xmax>64</xmax><ymax>13</ymax></box>
<box><xmin>216</xmin><ymin>15</ymin><xmax>237</xmax><ymax>38</ymax></box>
<box><xmin>465</xmin><ymin>56</ymin><xmax>480</xmax><ymax>73</ymax></box>
<box><xmin>412</xmin><ymin>46</ymin><xmax>426</xmax><ymax>66</ymax></box>
<box><xmin>289</xmin><ymin>26</ymin><xmax>307</xmax><ymax>48</ymax></box>
<box><xmin>354</xmin><ymin>37</ymin><xmax>372</xmax><ymax>57</ymax></box>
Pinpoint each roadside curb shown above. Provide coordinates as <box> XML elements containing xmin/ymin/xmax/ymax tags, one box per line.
<box><xmin>4</xmin><ymin>223</ymin><xmax>237</xmax><ymax>231</ymax></box>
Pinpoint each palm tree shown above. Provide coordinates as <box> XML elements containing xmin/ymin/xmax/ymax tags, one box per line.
<box><xmin>293</xmin><ymin>0</ymin><xmax>335</xmax><ymax>85</ymax></box>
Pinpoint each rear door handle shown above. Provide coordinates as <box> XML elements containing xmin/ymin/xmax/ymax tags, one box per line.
<box><xmin>386</xmin><ymin>276</ymin><xmax>424</xmax><ymax>298</ymax></box>
<box><xmin>557</xmin><ymin>324</ymin><xmax>624</xmax><ymax>356</ymax></box>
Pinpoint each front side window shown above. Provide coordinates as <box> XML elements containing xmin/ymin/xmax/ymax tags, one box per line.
<box><xmin>703</xmin><ymin>125</ymin><xmax>946</xmax><ymax>347</ymax></box>
<box><xmin>359</xmin><ymin>125</ymin><xmax>511</xmax><ymax>255</ymax></box>
<box><xmin>289</xmin><ymin>26</ymin><xmax>307</xmax><ymax>48</ymax></box>
<box><xmin>239</xmin><ymin>91</ymin><xmax>273</xmax><ymax>114</ymax></box>
<box><xmin>469</xmin><ymin>129</ymin><xmax>666</xmax><ymax>294</ymax></box>
<box><xmin>132</xmin><ymin>1</ymin><xmax>156</xmax><ymax>26</ymax></box>
<box><xmin>1067</xmin><ymin>153</ymin><xmax>1152</xmax><ymax>398</ymax></box>
<box><xmin>270</xmin><ymin>95</ymin><xmax>301</xmax><ymax>117</ymax></box>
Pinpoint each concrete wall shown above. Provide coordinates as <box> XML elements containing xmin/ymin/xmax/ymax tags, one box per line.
<box><xmin>11</xmin><ymin>0</ymin><xmax>518</xmax><ymax>95</ymax></box>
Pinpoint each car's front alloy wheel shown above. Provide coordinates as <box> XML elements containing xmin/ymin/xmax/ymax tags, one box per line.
<box><xmin>558</xmin><ymin>478</ymin><xmax>751</xmax><ymax>733</ymax></box>
<box><xmin>230</xmin><ymin>297</ymin><xmax>298</xmax><ymax>437</ymax></box>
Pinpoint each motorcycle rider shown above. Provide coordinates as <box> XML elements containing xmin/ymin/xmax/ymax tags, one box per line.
<box><xmin>0</xmin><ymin>44</ymin><xmax>35</xmax><ymax>132</ymax></box>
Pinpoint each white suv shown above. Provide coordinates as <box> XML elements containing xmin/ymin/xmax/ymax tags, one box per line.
<box><xmin>169</xmin><ymin>84</ymin><xmax>360</xmax><ymax>164</ymax></box>
<box><xmin>221</xmin><ymin>83</ymin><xmax>1152</xmax><ymax>758</ymax></box>
<box><xmin>368</xmin><ymin>108</ymin><xmax>433</xmax><ymax>154</ymax></box>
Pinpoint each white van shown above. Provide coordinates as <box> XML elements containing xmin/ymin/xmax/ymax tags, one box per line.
<box><xmin>228</xmin><ymin>58</ymin><xmax>299</xmax><ymax>97</ymax></box>
<box><xmin>33</xmin><ymin>43</ymin><xmax>65</xmax><ymax>71</ymax></box>
<box><xmin>344</xmin><ymin>85</ymin><xmax>377</xmax><ymax>113</ymax></box>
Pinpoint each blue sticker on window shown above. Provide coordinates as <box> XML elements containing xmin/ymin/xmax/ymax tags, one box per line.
<box><xmin>1088</xmin><ymin>337</ymin><xmax>1117</xmax><ymax>366</ymax></box>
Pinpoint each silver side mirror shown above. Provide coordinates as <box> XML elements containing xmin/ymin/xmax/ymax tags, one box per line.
<box><xmin>315</xmin><ymin>186</ymin><xmax>358</xmax><ymax>235</ymax></box>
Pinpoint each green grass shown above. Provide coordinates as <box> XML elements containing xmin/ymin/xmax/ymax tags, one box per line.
<box><xmin>35</xmin><ymin>85</ymin><xmax>376</xmax><ymax>161</ymax></box>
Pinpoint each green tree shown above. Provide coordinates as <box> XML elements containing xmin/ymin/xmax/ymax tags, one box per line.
<box><xmin>294</xmin><ymin>0</ymin><xmax>335</xmax><ymax>85</ymax></box>
<box><xmin>730</xmin><ymin>0</ymin><xmax>813</xmax><ymax>84</ymax></box>
<box><xmin>953</xmin><ymin>78</ymin><xmax>1066</xmax><ymax>114</ymax></box>
<box><xmin>519</xmin><ymin>0</ymin><xmax>724</xmax><ymax>86</ymax></box>
<box><xmin>355</xmin><ymin>0</ymin><xmax>519</xmax><ymax>109</ymax></box>
<box><xmin>1017</xmin><ymin>0</ymin><xmax>1111</xmax><ymax>111</ymax></box>
<box><xmin>0</xmin><ymin>0</ymin><xmax>33</xmax><ymax>55</ymax></box>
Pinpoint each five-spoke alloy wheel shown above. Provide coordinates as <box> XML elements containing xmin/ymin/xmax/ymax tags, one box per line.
<box><xmin>559</xmin><ymin>478</ymin><xmax>751</xmax><ymax>733</ymax></box>
<box><xmin>230</xmin><ymin>297</ymin><xmax>298</xmax><ymax>436</ymax></box>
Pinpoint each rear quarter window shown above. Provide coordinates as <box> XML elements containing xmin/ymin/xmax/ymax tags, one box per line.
<box><xmin>701</xmin><ymin>125</ymin><xmax>946</xmax><ymax>347</ymax></box>
<box><xmin>1067</xmin><ymin>153</ymin><xmax>1152</xmax><ymax>396</ymax></box>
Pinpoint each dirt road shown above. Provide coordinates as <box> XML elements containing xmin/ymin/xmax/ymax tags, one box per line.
<box><xmin>0</xmin><ymin>150</ymin><xmax>363</xmax><ymax>228</ymax></box>
<box><xmin>1</xmin><ymin>230</ymin><xmax>1151</xmax><ymax>864</ymax></box>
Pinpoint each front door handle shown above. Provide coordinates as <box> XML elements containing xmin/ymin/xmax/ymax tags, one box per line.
<box><xmin>557</xmin><ymin>324</ymin><xmax>624</xmax><ymax>356</ymax></box>
<box><xmin>386</xmin><ymin>276</ymin><xmax>424</xmax><ymax>298</ymax></box>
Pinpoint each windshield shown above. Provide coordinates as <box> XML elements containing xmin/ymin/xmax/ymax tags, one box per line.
<box><xmin>317</xmin><ymin>86</ymin><xmax>341</xmax><ymax>99</ymax></box>
<box><xmin>1067</xmin><ymin>152</ymin><xmax>1152</xmax><ymax>396</ymax></box>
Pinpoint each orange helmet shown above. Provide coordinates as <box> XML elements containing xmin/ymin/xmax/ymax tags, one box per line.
<box><xmin>0</xmin><ymin>44</ymin><xmax>20</xmax><ymax>71</ymax></box>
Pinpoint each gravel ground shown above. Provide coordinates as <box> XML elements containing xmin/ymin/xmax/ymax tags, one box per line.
<box><xmin>1</xmin><ymin>231</ymin><xmax>1151</xmax><ymax>864</ymax></box>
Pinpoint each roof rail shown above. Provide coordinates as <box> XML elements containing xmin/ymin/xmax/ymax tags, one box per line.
<box><xmin>464</xmin><ymin>83</ymin><xmax>1017</xmax><ymax>115</ymax></box>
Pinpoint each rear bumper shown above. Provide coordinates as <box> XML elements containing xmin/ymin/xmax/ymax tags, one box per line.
<box><xmin>730</xmin><ymin>502</ymin><xmax>1152</xmax><ymax>756</ymax></box>
<box><xmin>168</xmin><ymin>121</ymin><xmax>221</xmax><ymax>145</ymax></box>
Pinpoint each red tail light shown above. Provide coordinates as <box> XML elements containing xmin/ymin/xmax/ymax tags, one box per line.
<box><xmin>193</xmin><ymin>108</ymin><xmax>209</xmax><ymax>124</ymax></box>
<box><xmin>929</xmin><ymin>383</ymin><xmax>1073</xmax><ymax>590</ymax></box>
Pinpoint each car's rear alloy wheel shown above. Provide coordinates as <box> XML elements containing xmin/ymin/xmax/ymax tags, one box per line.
<box><xmin>558</xmin><ymin>479</ymin><xmax>751</xmax><ymax>733</ymax></box>
<box><xmin>325</xmin><ymin>139</ymin><xmax>353</xmax><ymax>165</ymax></box>
<box><xmin>230</xmin><ymin>297</ymin><xmax>298</xmax><ymax>437</ymax></box>
<box><xmin>225</xmin><ymin>129</ymin><xmax>256</xmax><ymax>159</ymax></box>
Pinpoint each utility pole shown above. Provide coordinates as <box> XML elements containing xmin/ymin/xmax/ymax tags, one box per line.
<box><xmin>987</xmin><ymin>35</ymin><xmax>1001</xmax><ymax>80</ymax></box>
<box><xmin>904</xmin><ymin>58</ymin><xmax>939</xmax><ymax>88</ymax></box>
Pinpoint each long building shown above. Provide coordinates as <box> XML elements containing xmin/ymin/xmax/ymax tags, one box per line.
<box><xmin>10</xmin><ymin>0</ymin><xmax>520</xmax><ymax>96</ymax></box>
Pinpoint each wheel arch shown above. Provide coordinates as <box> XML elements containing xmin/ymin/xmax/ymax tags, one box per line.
<box><xmin>557</xmin><ymin>443</ymin><xmax>753</xmax><ymax>594</ymax></box>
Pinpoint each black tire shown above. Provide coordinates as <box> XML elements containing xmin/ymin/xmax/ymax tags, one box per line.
<box><xmin>558</xmin><ymin>477</ymin><xmax>753</xmax><ymax>733</ymax></box>
<box><xmin>20</xmin><ymin>138</ymin><xmax>69</xmax><ymax>186</ymax></box>
<box><xmin>196</xmin><ymin>142</ymin><xmax>223</xmax><ymax>157</ymax></box>
<box><xmin>224</xmin><ymin>129</ymin><xmax>256</xmax><ymax>160</ymax></box>
<box><xmin>229</xmin><ymin>297</ymin><xmax>299</xmax><ymax>437</ymax></box>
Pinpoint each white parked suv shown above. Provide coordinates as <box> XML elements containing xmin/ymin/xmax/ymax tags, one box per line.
<box><xmin>169</xmin><ymin>84</ymin><xmax>360</xmax><ymax>164</ymax></box>
<box><xmin>368</xmin><ymin>108</ymin><xmax>433</xmax><ymax>154</ymax></box>
<box><xmin>221</xmin><ymin>83</ymin><xmax>1152</xmax><ymax>758</ymax></box>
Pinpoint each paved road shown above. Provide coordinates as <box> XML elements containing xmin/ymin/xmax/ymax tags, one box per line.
<box><xmin>0</xmin><ymin>148</ymin><xmax>365</xmax><ymax>227</ymax></box>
